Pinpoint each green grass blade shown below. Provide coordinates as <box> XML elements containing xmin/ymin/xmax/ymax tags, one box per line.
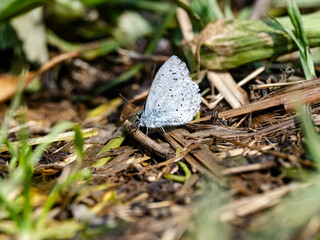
<box><xmin>95</xmin><ymin>64</ymin><xmax>142</xmax><ymax>95</ymax></box>
<box><xmin>269</xmin><ymin>5</ymin><xmax>315</xmax><ymax>80</ymax></box>
<box><xmin>224</xmin><ymin>0</ymin><xmax>234</xmax><ymax>21</ymax></box>
<box><xmin>145</xmin><ymin>6</ymin><xmax>176</xmax><ymax>54</ymax></box>
<box><xmin>0</xmin><ymin>72</ymin><xmax>26</xmax><ymax>146</ymax></box>
<box><xmin>72</xmin><ymin>125</ymin><xmax>84</xmax><ymax>163</ymax></box>
<box><xmin>286</xmin><ymin>0</ymin><xmax>316</xmax><ymax>79</ymax></box>
<box><xmin>35</xmin><ymin>168</ymin><xmax>91</xmax><ymax>232</ymax></box>
<box><xmin>0</xmin><ymin>0</ymin><xmax>47</xmax><ymax>22</ymax></box>
<box><xmin>207</xmin><ymin>0</ymin><xmax>224</xmax><ymax>20</ymax></box>
<box><xmin>94</xmin><ymin>136</ymin><xmax>126</xmax><ymax>167</ymax></box>
<box><xmin>0</xmin><ymin>193</ymin><xmax>22</xmax><ymax>228</ymax></box>
<box><xmin>96</xmin><ymin>6</ymin><xmax>176</xmax><ymax>95</ymax></box>
<box><xmin>172</xmin><ymin>0</ymin><xmax>202</xmax><ymax>22</ymax></box>
<box><xmin>29</xmin><ymin>121</ymin><xmax>75</xmax><ymax>165</ymax></box>
<box><xmin>297</xmin><ymin>104</ymin><xmax>320</xmax><ymax>170</ymax></box>
<box><xmin>287</xmin><ymin>0</ymin><xmax>308</xmax><ymax>45</ymax></box>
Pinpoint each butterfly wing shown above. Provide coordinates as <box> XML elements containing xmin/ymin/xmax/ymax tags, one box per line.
<box><xmin>147</xmin><ymin>80</ymin><xmax>201</xmax><ymax>127</ymax></box>
<box><xmin>144</xmin><ymin>55</ymin><xmax>190</xmax><ymax>116</ymax></box>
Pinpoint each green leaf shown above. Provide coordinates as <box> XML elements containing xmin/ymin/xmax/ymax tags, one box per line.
<box><xmin>80</xmin><ymin>0</ymin><xmax>171</xmax><ymax>13</ymax></box>
<box><xmin>94</xmin><ymin>136</ymin><xmax>126</xmax><ymax>167</ymax></box>
<box><xmin>11</xmin><ymin>8</ymin><xmax>48</xmax><ymax>64</ymax></box>
<box><xmin>190</xmin><ymin>0</ymin><xmax>224</xmax><ymax>24</ymax></box>
<box><xmin>117</xmin><ymin>11</ymin><xmax>152</xmax><ymax>42</ymax></box>
<box><xmin>0</xmin><ymin>0</ymin><xmax>47</xmax><ymax>22</ymax></box>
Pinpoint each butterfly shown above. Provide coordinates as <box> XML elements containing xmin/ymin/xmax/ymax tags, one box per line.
<box><xmin>137</xmin><ymin>55</ymin><xmax>201</xmax><ymax>132</ymax></box>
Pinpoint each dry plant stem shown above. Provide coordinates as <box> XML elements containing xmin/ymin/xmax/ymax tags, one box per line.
<box><xmin>130</xmin><ymin>90</ymin><xmax>149</xmax><ymax>103</ymax></box>
<box><xmin>124</xmin><ymin>119</ymin><xmax>216</xmax><ymax>176</ymax></box>
<box><xmin>239</xmin><ymin>67</ymin><xmax>265</xmax><ymax>85</ymax></box>
<box><xmin>219</xmin><ymin>78</ymin><xmax>320</xmax><ymax>119</ymax></box>
<box><xmin>100</xmin><ymin>154</ymin><xmax>151</xmax><ymax>177</ymax></box>
<box><xmin>219</xmin><ymin>183</ymin><xmax>304</xmax><ymax>222</ymax></box>
<box><xmin>123</xmin><ymin>120</ymin><xmax>175</xmax><ymax>159</ymax></box>
<box><xmin>34</xmin><ymin>51</ymin><xmax>80</xmax><ymax>79</ymax></box>
<box><xmin>189</xmin><ymin>116</ymin><xmax>296</xmax><ymax>139</ymax></box>
<box><xmin>214</xmin><ymin>149</ymin><xmax>247</xmax><ymax>160</ymax></box>
<box><xmin>156</xmin><ymin>140</ymin><xmax>210</xmax><ymax>168</ymax></box>
<box><xmin>0</xmin><ymin>51</ymin><xmax>79</xmax><ymax>102</ymax></box>
<box><xmin>207</xmin><ymin>71</ymin><xmax>249</xmax><ymax>109</ymax></box>
<box><xmin>191</xmin><ymin>11</ymin><xmax>320</xmax><ymax>70</ymax></box>
<box><xmin>189</xmin><ymin>114</ymin><xmax>297</xmax><ymax>140</ymax></box>
<box><xmin>221</xmin><ymin>161</ymin><xmax>277</xmax><ymax>175</ymax></box>
<box><xmin>91</xmin><ymin>149</ymin><xmax>153</xmax><ymax>178</ymax></box>
<box><xmin>215</xmin><ymin>136</ymin><xmax>313</xmax><ymax>167</ymax></box>
<box><xmin>0</xmin><ymin>128</ymin><xmax>98</xmax><ymax>153</ymax></box>
<box><xmin>250</xmin><ymin>80</ymin><xmax>306</xmax><ymax>90</ymax></box>
<box><xmin>166</xmin><ymin>128</ymin><xmax>224</xmax><ymax>177</ymax></box>
<box><xmin>160</xmin><ymin>129</ymin><xmax>216</xmax><ymax>176</ymax></box>
<box><xmin>250</xmin><ymin>0</ymin><xmax>272</xmax><ymax>19</ymax></box>
<box><xmin>117</xmin><ymin>49</ymin><xmax>169</xmax><ymax>64</ymax></box>
<box><xmin>208</xmin><ymin>66</ymin><xmax>265</xmax><ymax>109</ymax></box>
<box><xmin>200</xmin><ymin>96</ymin><xmax>211</xmax><ymax>109</ymax></box>
<box><xmin>186</xmin><ymin>124</ymin><xmax>254</xmax><ymax>139</ymax></box>
<box><xmin>176</xmin><ymin>0</ymin><xmax>194</xmax><ymax>44</ymax></box>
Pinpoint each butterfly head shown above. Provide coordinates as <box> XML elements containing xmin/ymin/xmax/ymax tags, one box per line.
<box><xmin>135</xmin><ymin>110</ymin><xmax>146</xmax><ymax>129</ymax></box>
<box><xmin>135</xmin><ymin>110</ymin><xmax>155</xmax><ymax>129</ymax></box>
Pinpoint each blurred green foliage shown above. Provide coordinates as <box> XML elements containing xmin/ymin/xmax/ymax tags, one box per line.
<box><xmin>0</xmin><ymin>0</ymin><xmax>47</xmax><ymax>22</ymax></box>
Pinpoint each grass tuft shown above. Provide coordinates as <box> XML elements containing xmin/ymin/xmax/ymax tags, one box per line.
<box><xmin>270</xmin><ymin>0</ymin><xmax>316</xmax><ymax>80</ymax></box>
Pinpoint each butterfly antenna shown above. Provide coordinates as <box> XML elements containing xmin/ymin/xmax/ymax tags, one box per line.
<box><xmin>151</xmin><ymin>62</ymin><xmax>157</xmax><ymax>79</ymax></box>
<box><xmin>119</xmin><ymin>93</ymin><xmax>141</xmax><ymax>111</ymax></box>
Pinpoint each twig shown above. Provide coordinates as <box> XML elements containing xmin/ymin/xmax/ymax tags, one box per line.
<box><xmin>123</xmin><ymin>120</ymin><xmax>175</xmax><ymax>159</ymax></box>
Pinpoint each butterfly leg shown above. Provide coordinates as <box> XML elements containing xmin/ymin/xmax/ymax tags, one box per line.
<box><xmin>160</xmin><ymin>126</ymin><xmax>166</xmax><ymax>133</ymax></box>
<box><xmin>133</xmin><ymin>122</ymin><xmax>149</xmax><ymax>135</ymax></box>
<box><xmin>134</xmin><ymin>122</ymin><xmax>141</xmax><ymax>131</ymax></box>
<box><xmin>158</xmin><ymin>126</ymin><xmax>170</xmax><ymax>138</ymax></box>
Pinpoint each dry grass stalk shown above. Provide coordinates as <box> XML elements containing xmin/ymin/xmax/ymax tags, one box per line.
<box><xmin>0</xmin><ymin>51</ymin><xmax>79</xmax><ymax>102</ymax></box>
<box><xmin>164</xmin><ymin>128</ymin><xmax>223</xmax><ymax>177</ymax></box>
<box><xmin>207</xmin><ymin>71</ymin><xmax>249</xmax><ymax>109</ymax></box>
<box><xmin>219</xmin><ymin>78</ymin><xmax>320</xmax><ymax>119</ymax></box>
<box><xmin>219</xmin><ymin>183</ymin><xmax>305</xmax><ymax>222</ymax></box>
<box><xmin>221</xmin><ymin>161</ymin><xmax>277</xmax><ymax>175</ymax></box>
<box><xmin>208</xmin><ymin>66</ymin><xmax>265</xmax><ymax>109</ymax></box>
<box><xmin>176</xmin><ymin>0</ymin><xmax>195</xmax><ymax>44</ymax></box>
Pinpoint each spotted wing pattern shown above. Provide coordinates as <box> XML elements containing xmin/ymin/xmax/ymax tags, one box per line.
<box><xmin>139</xmin><ymin>55</ymin><xmax>201</xmax><ymax>128</ymax></box>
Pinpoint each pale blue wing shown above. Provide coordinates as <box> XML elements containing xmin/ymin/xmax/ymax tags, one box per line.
<box><xmin>144</xmin><ymin>55</ymin><xmax>190</xmax><ymax>116</ymax></box>
<box><xmin>143</xmin><ymin>79</ymin><xmax>201</xmax><ymax>127</ymax></box>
